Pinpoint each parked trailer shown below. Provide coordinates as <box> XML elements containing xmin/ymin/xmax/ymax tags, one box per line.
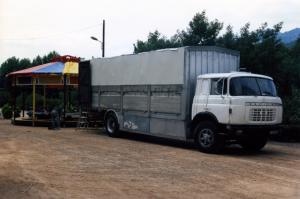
<box><xmin>79</xmin><ymin>46</ymin><xmax>282</xmax><ymax>153</ymax></box>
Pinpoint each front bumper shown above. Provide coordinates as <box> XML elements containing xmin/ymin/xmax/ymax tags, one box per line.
<box><xmin>219</xmin><ymin>124</ymin><xmax>281</xmax><ymax>137</ymax></box>
<box><xmin>226</xmin><ymin>124</ymin><xmax>281</xmax><ymax>131</ymax></box>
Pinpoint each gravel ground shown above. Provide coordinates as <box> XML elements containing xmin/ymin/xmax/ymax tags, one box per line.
<box><xmin>0</xmin><ymin>120</ymin><xmax>299</xmax><ymax>199</ymax></box>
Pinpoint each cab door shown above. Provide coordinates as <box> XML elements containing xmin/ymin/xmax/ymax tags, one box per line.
<box><xmin>206</xmin><ymin>78</ymin><xmax>230</xmax><ymax>124</ymax></box>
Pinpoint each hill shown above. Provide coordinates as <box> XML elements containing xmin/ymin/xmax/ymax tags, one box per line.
<box><xmin>278</xmin><ymin>28</ymin><xmax>300</xmax><ymax>44</ymax></box>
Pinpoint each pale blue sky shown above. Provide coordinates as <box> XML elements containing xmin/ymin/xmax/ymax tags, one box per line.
<box><xmin>0</xmin><ymin>0</ymin><xmax>299</xmax><ymax>63</ymax></box>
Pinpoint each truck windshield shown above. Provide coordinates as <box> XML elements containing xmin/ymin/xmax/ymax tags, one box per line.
<box><xmin>229</xmin><ymin>77</ymin><xmax>277</xmax><ymax>96</ymax></box>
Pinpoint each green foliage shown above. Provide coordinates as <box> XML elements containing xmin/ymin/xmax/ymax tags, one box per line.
<box><xmin>1</xmin><ymin>103</ymin><xmax>20</xmax><ymax>119</ymax></box>
<box><xmin>283</xmin><ymin>89</ymin><xmax>300</xmax><ymax>124</ymax></box>
<box><xmin>134</xmin><ymin>11</ymin><xmax>223</xmax><ymax>53</ymax></box>
<box><xmin>31</xmin><ymin>55</ymin><xmax>43</xmax><ymax>66</ymax></box>
<box><xmin>1</xmin><ymin>104</ymin><xmax>12</xmax><ymax>119</ymax></box>
<box><xmin>179</xmin><ymin>11</ymin><xmax>223</xmax><ymax>46</ymax></box>
<box><xmin>0</xmin><ymin>90</ymin><xmax>9</xmax><ymax>107</ymax></box>
<box><xmin>217</xmin><ymin>25</ymin><xmax>237</xmax><ymax>49</ymax></box>
<box><xmin>291</xmin><ymin>38</ymin><xmax>300</xmax><ymax>63</ymax></box>
<box><xmin>134</xmin><ymin>31</ymin><xmax>181</xmax><ymax>54</ymax></box>
<box><xmin>42</xmin><ymin>51</ymin><xmax>60</xmax><ymax>64</ymax></box>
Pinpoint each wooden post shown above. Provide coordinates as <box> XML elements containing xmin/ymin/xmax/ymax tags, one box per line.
<box><xmin>32</xmin><ymin>77</ymin><xmax>36</xmax><ymax>126</ymax></box>
<box><xmin>63</xmin><ymin>75</ymin><xmax>66</xmax><ymax>121</ymax></box>
<box><xmin>22</xmin><ymin>89</ymin><xmax>25</xmax><ymax>118</ymax></box>
<box><xmin>12</xmin><ymin>77</ymin><xmax>16</xmax><ymax>124</ymax></box>
<box><xmin>43</xmin><ymin>85</ymin><xmax>46</xmax><ymax>110</ymax></box>
<box><xmin>68</xmin><ymin>85</ymin><xmax>70</xmax><ymax>111</ymax></box>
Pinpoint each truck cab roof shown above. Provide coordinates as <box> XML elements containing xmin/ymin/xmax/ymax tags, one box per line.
<box><xmin>197</xmin><ymin>72</ymin><xmax>273</xmax><ymax>80</ymax></box>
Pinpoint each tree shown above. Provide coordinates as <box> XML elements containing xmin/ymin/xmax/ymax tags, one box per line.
<box><xmin>235</xmin><ymin>23</ymin><xmax>259</xmax><ymax>70</ymax></box>
<box><xmin>134</xmin><ymin>31</ymin><xmax>181</xmax><ymax>54</ymax></box>
<box><xmin>32</xmin><ymin>55</ymin><xmax>43</xmax><ymax>66</ymax></box>
<box><xmin>217</xmin><ymin>25</ymin><xmax>237</xmax><ymax>49</ymax></box>
<box><xmin>0</xmin><ymin>57</ymin><xmax>20</xmax><ymax>79</ymax></box>
<box><xmin>179</xmin><ymin>11</ymin><xmax>223</xmax><ymax>46</ymax></box>
<box><xmin>42</xmin><ymin>51</ymin><xmax>60</xmax><ymax>63</ymax></box>
<box><xmin>133</xmin><ymin>11</ymin><xmax>223</xmax><ymax>53</ymax></box>
<box><xmin>19</xmin><ymin>58</ymin><xmax>32</xmax><ymax>70</ymax></box>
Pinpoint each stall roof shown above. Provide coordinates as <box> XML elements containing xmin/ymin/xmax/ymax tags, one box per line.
<box><xmin>7</xmin><ymin>61</ymin><xmax>78</xmax><ymax>76</ymax></box>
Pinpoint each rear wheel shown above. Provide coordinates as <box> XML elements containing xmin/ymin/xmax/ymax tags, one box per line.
<box><xmin>194</xmin><ymin>121</ymin><xmax>225</xmax><ymax>153</ymax></box>
<box><xmin>104</xmin><ymin>112</ymin><xmax>120</xmax><ymax>137</ymax></box>
<box><xmin>239</xmin><ymin>133</ymin><xmax>268</xmax><ymax>151</ymax></box>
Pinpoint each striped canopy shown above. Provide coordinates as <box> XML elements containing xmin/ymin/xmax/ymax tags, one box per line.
<box><xmin>8</xmin><ymin>61</ymin><xmax>78</xmax><ymax>76</ymax></box>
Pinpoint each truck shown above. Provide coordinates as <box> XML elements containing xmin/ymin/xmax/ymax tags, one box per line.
<box><xmin>79</xmin><ymin>46</ymin><xmax>282</xmax><ymax>153</ymax></box>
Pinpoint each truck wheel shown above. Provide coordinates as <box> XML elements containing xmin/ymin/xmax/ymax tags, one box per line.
<box><xmin>194</xmin><ymin>121</ymin><xmax>225</xmax><ymax>153</ymax></box>
<box><xmin>239</xmin><ymin>134</ymin><xmax>268</xmax><ymax>151</ymax></box>
<box><xmin>104</xmin><ymin>112</ymin><xmax>120</xmax><ymax>137</ymax></box>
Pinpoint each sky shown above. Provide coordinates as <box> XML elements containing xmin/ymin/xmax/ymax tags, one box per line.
<box><xmin>0</xmin><ymin>0</ymin><xmax>299</xmax><ymax>64</ymax></box>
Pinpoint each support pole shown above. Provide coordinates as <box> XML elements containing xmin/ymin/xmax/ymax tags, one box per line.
<box><xmin>13</xmin><ymin>77</ymin><xmax>16</xmax><ymax>124</ymax></box>
<box><xmin>63</xmin><ymin>75</ymin><xmax>66</xmax><ymax>121</ymax></box>
<box><xmin>22</xmin><ymin>89</ymin><xmax>25</xmax><ymax>118</ymax></box>
<box><xmin>43</xmin><ymin>85</ymin><xmax>46</xmax><ymax>110</ymax></box>
<box><xmin>32</xmin><ymin>78</ymin><xmax>36</xmax><ymax>126</ymax></box>
<box><xmin>102</xmin><ymin>19</ymin><xmax>105</xmax><ymax>58</ymax></box>
<box><xmin>68</xmin><ymin>84</ymin><xmax>71</xmax><ymax>111</ymax></box>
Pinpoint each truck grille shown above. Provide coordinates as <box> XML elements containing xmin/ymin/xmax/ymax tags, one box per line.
<box><xmin>249</xmin><ymin>108</ymin><xmax>276</xmax><ymax>122</ymax></box>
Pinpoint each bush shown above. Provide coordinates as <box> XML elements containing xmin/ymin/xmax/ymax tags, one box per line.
<box><xmin>2</xmin><ymin>104</ymin><xmax>12</xmax><ymax>119</ymax></box>
<box><xmin>1</xmin><ymin>103</ymin><xmax>20</xmax><ymax>119</ymax></box>
<box><xmin>282</xmin><ymin>89</ymin><xmax>300</xmax><ymax>124</ymax></box>
<box><xmin>0</xmin><ymin>90</ymin><xmax>9</xmax><ymax>107</ymax></box>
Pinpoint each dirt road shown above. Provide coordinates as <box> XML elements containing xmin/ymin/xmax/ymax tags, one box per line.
<box><xmin>0</xmin><ymin>120</ymin><xmax>299</xmax><ymax>199</ymax></box>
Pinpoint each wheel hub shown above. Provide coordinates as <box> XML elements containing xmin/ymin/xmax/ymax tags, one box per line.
<box><xmin>107</xmin><ymin>118</ymin><xmax>116</xmax><ymax>133</ymax></box>
<box><xmin>199</xmin><ymin>129</ymin><xmax>214</xmax><ymax>147</ymax></box>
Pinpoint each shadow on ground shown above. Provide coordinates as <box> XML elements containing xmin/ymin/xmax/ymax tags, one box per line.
<box><xmin>84</xmin><ymin>128</ymin><xmax>285</xmax><ymax>157</ymax></box>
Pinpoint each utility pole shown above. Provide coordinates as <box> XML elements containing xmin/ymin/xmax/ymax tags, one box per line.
<box><xmin>102</xmin><ymin>20</ymin><xmax>105</xmax><ymax>57</ymax></box>
<box><xmin>91</xmin><ymin>19</ymin><xmax>106</xmax><ymax>57</ymax></box>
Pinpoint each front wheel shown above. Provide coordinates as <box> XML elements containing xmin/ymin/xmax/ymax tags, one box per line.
<box><xmin>104</xmin><ymin>112</ymin><xmax>120</xmax><ymax>137</ymax></box>
<box><xmin>194</xmin><ymin>121</ymin><xmax>225</xmax><ymax>153</ymax></box>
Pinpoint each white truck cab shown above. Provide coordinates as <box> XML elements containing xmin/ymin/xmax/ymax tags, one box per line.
<box><xmin>192</xmin><ymin>72</ymin><xmax>282</xmax><ymax>153</ymax></box>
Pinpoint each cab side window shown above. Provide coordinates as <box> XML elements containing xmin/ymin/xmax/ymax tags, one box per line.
<box><xmin>210</xmin><ymin>78</ymin><xmax>223</xmax><ymax>95</ymax></box>
<box><xmin>210</xmin><ymin>78</ymin><xmax>227</xmax><ymax>95</ymax></box>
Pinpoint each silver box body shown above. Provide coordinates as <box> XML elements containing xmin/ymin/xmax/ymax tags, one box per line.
<box><xmin>90</xmin><ymin>46</ymin><xmax>240</xmax><ymax>140</ymax></box>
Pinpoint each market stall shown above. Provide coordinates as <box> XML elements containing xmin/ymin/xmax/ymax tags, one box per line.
<box><xmin>7</xmin><ymin>55</ymin><xmax>80</xmax><ymax>126</ymax></box>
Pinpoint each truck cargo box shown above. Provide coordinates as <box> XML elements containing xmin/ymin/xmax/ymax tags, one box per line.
<box><xmin>79</xmin><ymin>46</ymin><xmax>240</xmax><ymax>140</ymax></box>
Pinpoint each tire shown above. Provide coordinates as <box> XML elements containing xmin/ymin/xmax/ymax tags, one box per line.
<box><xmin>194</xmin><ymin>121</ymin><xmax>225</xmax><ymax>154</ymax></box>
<box><xmin>104</xmin><ymin>112</ymin><xmax>120</xmax><ymax>137</ymax></box>
<box><xmin>239</xmin><ymin>133</ymin><xmax>268</xmax><ymax>152</ymax></box>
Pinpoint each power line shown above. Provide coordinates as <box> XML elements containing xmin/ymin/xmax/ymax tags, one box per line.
<box><xmin>0</xmin><ymin>23</ymin><xmax>101</xmax><ymax>41</ymax></box>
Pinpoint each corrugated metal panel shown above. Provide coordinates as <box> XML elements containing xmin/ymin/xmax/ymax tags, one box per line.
<box><xmin>150</xmin><ymin>118</ymin><xmax>186</xmax><ymax>139</ymax></box>
<box><xmin>150</xmin><ymin>85</ymin><xmax>182</xmax><ymax>114</ymax></box>
<box><xmin>99</xmin><ymin>92</ymin><xmax>121</xmax><ymax>110</ymax></box>
<box><xmin>123</xmin><ymin>85</ymin><xmax>148</xmax><ymax>111</ymax></box>
<box><xmin>187</xmin><ymin>47</ymin><xmax>239</xmax><ymax>78</ymax></box>
<box><xmin>90</xmin><ymin>48</ymin><xmax>185</xmax><ymax>86</ymax></box>
<box><xmin>92</xmin><ymin>92</ymin><xmax>98</xmax><ymax>108</ymax></box>
<box><xmin>99</xmin><ymin>86</ymin><xmax>121</xmax><ymax>110</ymax></box>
